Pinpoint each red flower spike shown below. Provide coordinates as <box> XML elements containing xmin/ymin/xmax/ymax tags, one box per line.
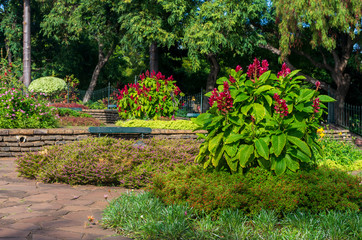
<box><xmin>273</xmin><ymin>93</ymin><xmax>288</xmax><ymax>117</ymax></box>
<box><xmin>260</xmin><ymin>60</ymin><xmax>269</xmax><ymax>75</ymax></box>
<box><xmin>235</xmin><ymin>65</ymin><xmax>242</xmax><ymax>72</ymax></box>
<box><xmin>277</xmin><ymin>63</ymin><xmax>291</xmax><ymax>78</ymax></box>
<box><xmin>312</xmin><ymin>97</ymin><xmax>320</xmax><ymax>113</ymax></box>
<box><xmin>315</xmin><ymin>81</ymin><xmax>321</xmax><ymax>91</ymax></box>
<box><xmin>229</xmin><ymin>75</ymin><xmax>236</xmax><ymax>83</ymax></box>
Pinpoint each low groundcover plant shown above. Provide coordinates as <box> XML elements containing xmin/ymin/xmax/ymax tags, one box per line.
<box><xmin>16</xmin><ymin>137</ymin><xmax>200</xmax><ymax>188</ymax></box>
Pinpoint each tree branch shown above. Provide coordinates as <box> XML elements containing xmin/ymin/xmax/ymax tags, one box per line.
<box><xmin>292</xmin><ymin>49</ymin><xmax>333</xmax><ymax>72</ymax></box>
<box><xmin>259</xmin><ymin>43</ymin><xmax>336</xmax><ymax>95</ymax></box>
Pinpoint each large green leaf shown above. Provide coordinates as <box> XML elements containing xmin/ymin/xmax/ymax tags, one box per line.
<box><xmin>272</xmin><ymin>134</ymin><xmax>286</xmax><ymax>157</ymax></box>
<box><xmin>254</xmin><ymin>85</ymin><xmax>273</xmax><ymax>95</ymax></box>
<box><xmin>234</xmin><ymin>93</ymin><xmax>249</xmax><ymax>103</ymax></box>
<box><xmin>203</xmin><ymin>158</ymin><xmax>211</xmax><ymax>169</ymax></box>
<box><xmin>289</xmin><ymin>149</ymin><xmax>311</xmax><ymax>163</ymax></box>
<box><xmin>297</xmin><ymin>89</ymin><xmax>315</xmax><ymax>103</ymax></box>
<box><xmin>285</xmin><ymin>154</ymin><xmax>300</xmax><ymax>172</ymax></box>
<box><xmin>191</xmin><ymin>113</ymin><xmax>213</xmax><ymax>126</ymax></box>
<box><xmin>225</xmin><ymin>153</ymin><xmax>238</xmax><ymax>172</ymax></box>
<box><xmin>208</xmin><ymin>132</ymin><xmax>224</xmax><ymax>152</ymax></box>
<box><xmin>253</xmin><ymin>103</ymin><xmax>266</xmax><ymax>123</ymax></box>
<box><xmin>258</xmin><ymin>71</ymin><xmax>271</xmax><ymax>82</ymax></box>
<box><xmin>275</xmin><ymin>156</ymin><xmax>287</xmax><ymax>175</ymax></box>
<box><xmin>264</xmin><ymin>95</ymin><xmax>273</xmax><ymax>106</ymax></box>
<box><xmin>216</xmin><ymin>77</ymin><xmax>228</xmax><ymax>85</ymax></box>
<box><xmin>225</xmin><ymin>134</ymin><xmax>244</xmax><ymax>144</ymax></box>
<box><xmin>318</xmin><ymin>95</ymin><xmax>335</xmax><ymax>103</ymax></box>
<box><xmin>238</xmin><ymin>144</ymin><xmax>254</xmax><ymax>167</ymax></box>
<box><xmin>212</xmin><ymin>147</ymin><xmax>224</xmax><ymax>167</ymax></box>
<box><xmin>224</xmin><ymin>143</ymin><xmax>238</xmax><ymax>158</ymax></box>
<box><xmin>255</xmin><ymin>139</ymin><xmax>269</xmax><ymax>160</ymax></box>
<box><xmin>287</xmin><ymin>136</ymin><xmax>311</xmax><ymax>157</ymax></box>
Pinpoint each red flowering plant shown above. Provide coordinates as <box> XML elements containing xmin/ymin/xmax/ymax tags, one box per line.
<box><xmin>192</xmin><ymin>59</ymin><xmax>335</xmax><ymax>175</ymax></box>
<box><xmin>117</xmin><ymin>71</ymin><xmax>184</xmax><ymax>119</ymax></box>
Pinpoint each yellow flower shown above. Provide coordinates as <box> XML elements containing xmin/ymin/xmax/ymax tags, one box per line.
<box><xmin>319</xmin><ymin>132</ymin><xmax>325</xmax><ymax>138</ymax></box>
<box><xmin>317</xmin><ymin>128</ymin><xmax>324</xmax><ymax>134</ymax></box>
<box><xmin>338</xmin><ymin>132</ymin><xmax>342</xmax><ymax>136</ymax></box>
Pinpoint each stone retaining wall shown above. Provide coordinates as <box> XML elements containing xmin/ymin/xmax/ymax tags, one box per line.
<box><xmin>82</xmin><ymin>109</ymin><xmax>120</xmax><ymax>124</ymax></box>
<box><xmin>0</xmin><ymin>128</ymin><xmax>206</xmax><ymax>158</ymax></box>
<box><xmin>0</xmin><ymin>129</ymin><xmax>90</xmax><ymax>158</ymax></box>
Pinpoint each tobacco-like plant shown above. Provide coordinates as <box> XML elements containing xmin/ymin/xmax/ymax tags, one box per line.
<box><xmin>192</xmin><ymin>59</ymin><xmax>334</xmax><ymax>175</ymax></box>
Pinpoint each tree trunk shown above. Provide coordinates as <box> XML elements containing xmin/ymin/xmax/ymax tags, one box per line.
<box><xmin>82</xmin><ymin>42</ymin><xmax>114</xmax><ymax>103</ymax></box>
<box><xmin>23</xmin><ymin>0</ymin><xmax>31</xmax><ymax>87</ymax></box>
<box><xmin>5</xmin><ymin>39</ymin><xmax>12</xmax><ymax>64</ymax></box>
<box><xmin>202</xmin><ymin>53</ymin><xmax>220</xmax><ymax>112</ymax></box>
<box><xmin>149</xmin><ymin>41</ymin><xmax>158</xmax><ymax>73</ymax></box>
<box><xmin>333</xmin><ymin>73</ymin><xmax>350</xmax><ymax>125</ymax></box>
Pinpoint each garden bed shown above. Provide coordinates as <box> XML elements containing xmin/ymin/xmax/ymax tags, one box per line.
<box><xmin>0</xmin><ymin>128</ymin><xmax>206</xmax><ymax>158</ymax></box>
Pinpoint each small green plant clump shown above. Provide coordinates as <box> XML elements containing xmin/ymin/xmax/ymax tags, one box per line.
<box><xmin>28</xmin><ymin>76</ymin><xmax>67</xmax><ymax>96</ymax></box>
<box><xmin>193</xmin><ymin>59</ymin><xmax>334</xmax><ymax>175</ymax></box>
<box><xmin>316</xmin><ymin>137</ymin><xmax>362</xmax><ymax>171</ymax></box>
<box><xmin>116</xmin><ymin>119</ymin><xmax>199</xmax><ymax>130</ymax></box>
<box><xmin>16</xmin><ymin>137</ymin><xmax>200</xmax><ymax>188</ymax></box>
<box><xmin>102</xmin><ymin>191</ymin><xmax>361</xmax><ymax>240</ymax></box>
<box><xmin>150</xmin><ymin>165</ymin><xmax>361</xmax><ymax>216</ymax></box>
<box><xmin>117</xmin><ymin>71</ymin><xmax>184</xmax><ymax>119</ymax></box>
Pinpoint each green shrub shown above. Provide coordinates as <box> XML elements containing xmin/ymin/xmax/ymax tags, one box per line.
<box><xmin>192</xmin><ymin>60</ymin><xmax>334</xmax><ymax>175</ymax></box>
<box><xmin>150</xmin><ymin>165</ymin><xmax>361</xmax><ymax>216</ymax></box>
<box><xmin>316</xmin><ymin>137</ymin><xmax>362</xmax><ymax>171</ymax></box>
<box><xmin>117</xmin><ymin>71</ymin><xmax>184</xmax><ymax>119</ymax></box>
<box><xmin>28</xmin><ymin>76</ymin><xmax>67</xmax><ymax>95</ymax></box>
<box><xmin>56</xmin><ymin>108</ymin><xmax>92</xmax><ymax>118</ymax></box>
<box><xmin>116</xmin><ymin>119</ymin><xmax>198</xmax><ymax>130</ymax></box>
<box><xmin>0</xmin><ymin>87</ymin><xmax>59</xmax><ymax>128</ymax></box>
<box><xmin>16</xmin><ymin>137</ymin><xmax>201</xmax><ymax>188</ymax></box>
<box><xmin>102</xmin><ymin>192</ymin><xmax>362</xmax><ymax>240</ymax></box>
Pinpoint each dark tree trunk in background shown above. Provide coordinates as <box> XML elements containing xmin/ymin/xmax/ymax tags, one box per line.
<box><xmin>203</xmin><ymin>53</ymin><xmax>220</xmax><ymax>112</ymax></box>
<box><xmin>149</xmin><ymin>41</ymin><xmax>158</xmax><ymax>73</ymax></box>
<box><xmin>23</xmin><ymin>0</ymin><xmax>31</xmax><ymax>87</ymax></box>
<box><xmin>83</xmin><ymin>41</ymin><xmax>114</xmax><ymax>103</ymax></box>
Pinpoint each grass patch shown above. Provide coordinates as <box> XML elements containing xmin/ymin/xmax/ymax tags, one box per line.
<box><xmin>102</xmin><ymin>191</ymin><xmax>362</xmax><ymax>240</ymax></box>
<box><xmin>116</xmin><ymin>119</ymin><xmax>198</xmax><ymax>130</ymax></box>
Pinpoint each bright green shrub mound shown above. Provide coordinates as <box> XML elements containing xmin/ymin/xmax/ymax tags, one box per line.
<box><xmin>316</xmin><ymin>138</ymin><xmax>362</xmax><ymax>171</ymax></box>
<box><xmin>103</xmin><ymin>192</ymin><xmax>361</xmax><ymax>240</ymax></box>
<box><xmin>28</xmin><ymin>76</ymin><xmax>67</xmax><ymax>95</ymax></box>
<box><xmin>116</xmin><ymin>119</ymin><xmax>198</xmax><ymax>130</ymax></box>
<box><xmin>150</xmin><ymin>165</ymin><xmax>361</xmax><ymax>216</ymax></box>
<box><xmin>16</xmin><ymin>137</ymin><xmax>201</xmax><ymax>188</ymax></box>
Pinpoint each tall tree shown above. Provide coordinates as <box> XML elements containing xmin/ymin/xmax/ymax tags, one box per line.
<box><xmin>261</xmin><ymin>0</ymin><xmax>362</xmax><ymax>124</ymax></box>
<box><xmin>23</xmin><ymin>0</ymin><xmax>31</xmax><ymax>87</ymax></box>
<box><xmin>181</xmin><ymin>0</ymin><xmax>267</xmax><ymax>111</ymax></box>
<box><xmin>115</xmin><ymin>0</ymin><xmax>181</xmax><ymax>73</ymax></box>
<box><xmin>40</xmin><ymin>0</ymin><xmax>120</xmax><ymax>102</ymax></box>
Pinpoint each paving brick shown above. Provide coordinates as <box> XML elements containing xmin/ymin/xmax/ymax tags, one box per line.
<box><xmin>33</xmin><ymin>129</ymin><xmax>48</xmax><ymax>135</ymax></box>
<box><xmin>6</xmin><ymin>142</ymin><xmax>18</xmax><ymax>147</ymax></box>
<box><xmin>3</xmin><ymin>136</ymin><xmax>18</xmax><ymax>142</ymax></box>
<box><xmin>0</xmin><ymin>147</ymin><xmax>10</xmax><ymax>151</ymax></box>
<box><xmin>8</xmin><ymin>129</ymin><xmax>34</xmax><ymax>135</ymax></box>
<box><xmin>9</xmin><ymin>147</ymin><xmax>21</xmax><ymax>152</ymax></box>
<box><xmin>33</xmin><ymin>141</ymin><xmax>45</xmax><ymax>147</ymax></box>
<box><xmin>41</xmin><ymin>135</ymin><xmax>57</xmax><ymax>140</ymax></box>
<box><xmin>0</xmin><ymin>129</ymin><xmax>9</xmax><ymax>135</ymax></box>
<box><xmin>19</xmin><ymin>142</ymin><xmax>34</xmax><ymax>147</ymax></box>
<box><xmin>26</xmin><ymin>136</ymin><xmax>41</xmax><ymax>141</ymax></box>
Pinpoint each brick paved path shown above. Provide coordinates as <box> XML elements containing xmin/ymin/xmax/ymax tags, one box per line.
<box><xmin>0</xmin><ymin>159</ymin><xmax>132</xmax><ymax>240</ymax></box>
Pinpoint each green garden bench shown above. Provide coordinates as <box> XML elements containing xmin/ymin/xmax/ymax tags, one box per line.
<box><xmin>88</xmin><ymin>126</ymin><xmax>152</xmax><ymax>139</ymax></box>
